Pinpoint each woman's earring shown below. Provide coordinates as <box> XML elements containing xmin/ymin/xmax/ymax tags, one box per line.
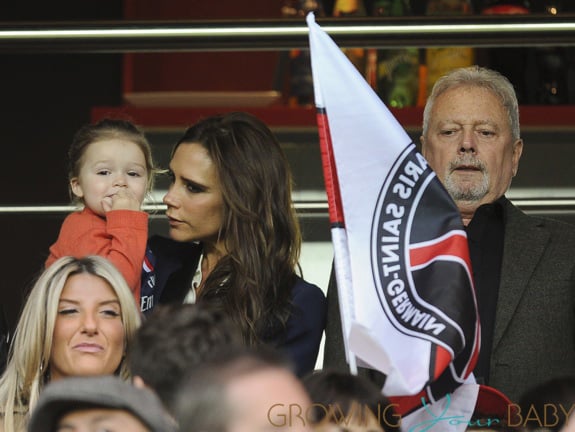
<box><xmin>39</xmin><ymin>360</ymin><xmax>50</xmax><ymax>382</ymax></box>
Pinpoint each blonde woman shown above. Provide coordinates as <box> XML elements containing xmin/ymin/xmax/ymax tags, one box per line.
<box><xmin>0</xmin><ymin>256</ymin><xmax>141</xmax><ymax>432</ymax></box>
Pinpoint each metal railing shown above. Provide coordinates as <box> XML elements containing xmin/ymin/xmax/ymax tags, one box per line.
<box><xmin>0</xmin><ymin>202</ymin><xmax>330</xmax><ymax>216</ymax></box>
<box><xmin>2</xmin><ymin>198</ymin><xmax>575</xmax><ymax>216</ymax></box>
<box><xmin>1</xmin><ymin>15</ymin><xmax>575</xmax><ymax>53</ymax></box>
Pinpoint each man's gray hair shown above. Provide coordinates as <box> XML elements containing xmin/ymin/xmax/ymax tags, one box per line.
<box><xmin>422</xmin><ymin>65</ymin><xmax>520</xmax><ymax>141</ymax></box>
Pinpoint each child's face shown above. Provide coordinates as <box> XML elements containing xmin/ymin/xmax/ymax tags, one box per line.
<box><xmin>71</xmin><ymin>139</ymin><xmax>148</xmax><ymax>216</ymax></box>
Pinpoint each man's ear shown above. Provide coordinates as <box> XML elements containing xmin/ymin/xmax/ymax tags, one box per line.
<box><xmin>512</xmin><ymin>138</ymin><xmax>523</xmax><ymax>177</ymax></box>
<box><xmin>132</xmin><ymin>375</ymin><xmax>147</xmax><ymax>390</ymax></box>
<box><xmin>70</xmin><ymin>178</ymin><xmax>83</xmax><ymax>198</ymax></box>
<box><xmin>420</xmin><ymin>135</ymin><xmax>427</xmax><ymax>158</ymax></box>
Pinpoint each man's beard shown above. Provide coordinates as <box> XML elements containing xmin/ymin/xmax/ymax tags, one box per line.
<box><xmin>443</xmin><ymin>156</ymin><xmax>489</xmax><ymax>202</ymax></box>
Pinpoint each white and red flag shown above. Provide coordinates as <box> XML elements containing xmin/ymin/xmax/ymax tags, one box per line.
<box><xmin>306</xmin><ymin>12</ymin><xmax>483</xmax><ymax>429</ymax></box>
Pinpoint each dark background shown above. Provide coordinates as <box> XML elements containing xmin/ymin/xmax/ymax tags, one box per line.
<box><xmin>0</xmin><ymin>0</ymin><xmax>124</xmax><ymax>331</ymax></box>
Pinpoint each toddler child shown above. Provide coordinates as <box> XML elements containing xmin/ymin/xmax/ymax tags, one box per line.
<box><xmin>46</xmin><ymin>118</ymin><xmax>156</xmax><ymax>305</ymax></box>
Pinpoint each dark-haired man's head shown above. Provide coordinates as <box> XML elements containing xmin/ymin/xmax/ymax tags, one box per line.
<box><xmin>129</xmin><ymin>303</ymin><xmax>242</xmax><ymax>413</ymax></box>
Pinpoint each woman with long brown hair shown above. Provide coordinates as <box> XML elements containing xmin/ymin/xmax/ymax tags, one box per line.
<box><xmin>148</xmin><ymin>112</ymin><xmax>326</xmax><ymax>376</ymax></box>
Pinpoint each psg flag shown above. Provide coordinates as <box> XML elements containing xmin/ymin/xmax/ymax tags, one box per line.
<box><xmin>306</xmin><ymin>12</ymin><xmax>480</xmax><ymax>408</ymax></box>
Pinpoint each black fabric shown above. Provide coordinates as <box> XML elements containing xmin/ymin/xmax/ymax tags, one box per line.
<box><xmin>465</xmin><ymin>197</ymin><xmax>506</xmax><ymax>384</ymax></box>
<box><xmin>150</xmin><ymin>235</ymin><xmax>326</xmax><ymax>377</ymax></box>
<box><xmin>147</xmin><ymin>235</ymin><xmax>202</xmax><ymax>305</ymax></box>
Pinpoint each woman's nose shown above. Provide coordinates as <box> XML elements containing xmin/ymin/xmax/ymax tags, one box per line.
<box><xmin>81</xmin><ymin>313</ymin><xmax>98</xmax><ymax>335</ymax></box>
<box><xmin>163</xmin><ymin>185</ymin><xmax>178</xmax><ymax>207</ymax></box>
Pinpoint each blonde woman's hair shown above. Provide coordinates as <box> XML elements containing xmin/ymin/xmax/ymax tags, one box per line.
<box><xmin>0</xmin><ymin>256</ymin><xmax>141</xmax><ymax>432</ymax></box>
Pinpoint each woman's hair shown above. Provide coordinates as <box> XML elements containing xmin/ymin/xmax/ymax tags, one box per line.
<box><xmin>172</xmin><ymin>112</ymin><xmax>301</xmax><ymax>345</ymax></box>
<box><xmin>422</xmin><ymin>65</ymin><xmax>521</xmax><ymax>141</ymax></box>
<box><xmin>303</xmin><ymin>369</ymin><xmax>398</xmax><ymax>431</ymax></box>
<box><xmin>67</xmin><ymin>118</ymin><xmax>157</xmax><ymax>204</ymax></box>
<box><xmin>0</xmin><ymin>256</ymin><xmax>141</xmax><ymax>432</ymax></box>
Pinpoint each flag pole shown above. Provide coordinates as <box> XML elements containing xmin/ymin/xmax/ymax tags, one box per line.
<box><xmin>315</xmin><ymin>104</ymin><xmax>357</xmax><ymax>374</ymax></box>
<box><xmin>308</xmin><ymin>12</ymin><xmax>357</xmax><ymax>374</ymax></box>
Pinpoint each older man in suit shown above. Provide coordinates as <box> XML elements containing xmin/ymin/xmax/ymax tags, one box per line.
<box><xmin>324</xmin><ymin>66</ymin><xmax>575</xmax><ymax>403</ymax></box>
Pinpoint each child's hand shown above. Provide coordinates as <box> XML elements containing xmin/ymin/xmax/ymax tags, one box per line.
<box><xmin>102</xmin><ymin>188</ymin><xmax>142</xmax><ymax>212</ymax></box>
